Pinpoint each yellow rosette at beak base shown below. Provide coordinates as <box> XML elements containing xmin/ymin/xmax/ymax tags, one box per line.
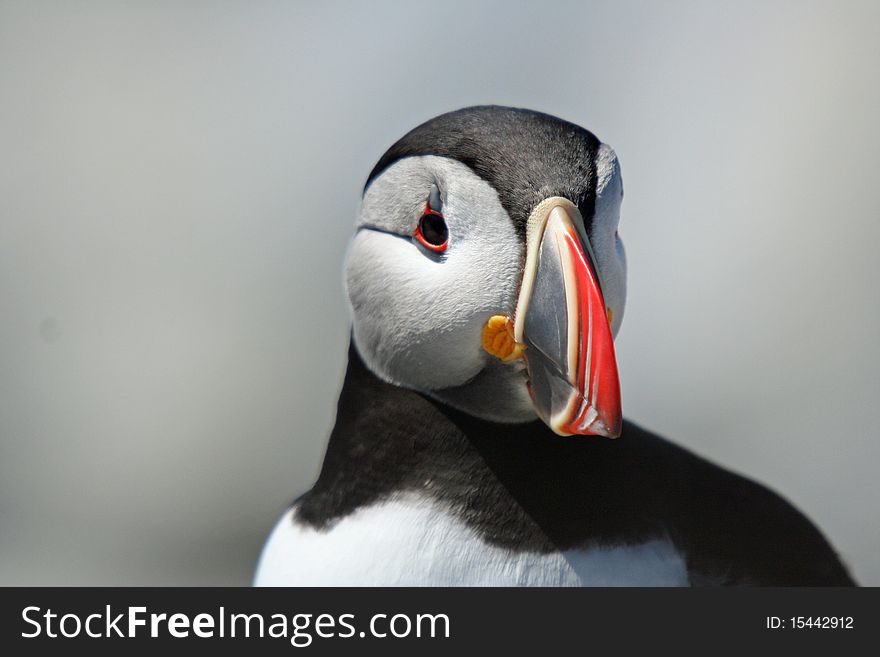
<box><xmin>481</xmin><ymin>315</ymin><xmax>525</xmax><ymax>362</ymax></box>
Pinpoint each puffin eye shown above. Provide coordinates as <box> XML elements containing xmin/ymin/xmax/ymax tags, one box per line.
<box><xmin>414</xmin><ymin>212</ymin><xmax>448</xmax><ymax>252</ymax></box>
<box><xmin>413</xmin><ymin>183</ymin><xmax>448</xmax><ymax>252</ymax></box>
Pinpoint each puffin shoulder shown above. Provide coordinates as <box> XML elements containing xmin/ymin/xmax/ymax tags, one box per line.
<box><xmin>621</xmin><ymin>421</ymin><xmax>855</xmax><ymax>585</ymax></box>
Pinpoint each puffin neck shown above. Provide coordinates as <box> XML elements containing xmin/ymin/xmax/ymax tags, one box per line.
<box><xmin>294</xmin><ymin>341</ymin><xmax>667</xmax><ymax>552</ymax></box>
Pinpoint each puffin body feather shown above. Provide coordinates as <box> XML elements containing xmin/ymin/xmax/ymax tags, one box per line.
<box><xmin>255</xmin><ymin>346</ymin><xmax>854</xmax><ymax>586</ymax></box>
<box><xmin>255</xmin><ymin>496</ymin><xmax>688</xmax><ymax>586</ymax></box>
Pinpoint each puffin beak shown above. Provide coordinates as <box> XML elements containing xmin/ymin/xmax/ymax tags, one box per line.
<box><xmin>513</xmin><ymin>198</ymin><xmax>622</xmax><ymax>438</ymax></box>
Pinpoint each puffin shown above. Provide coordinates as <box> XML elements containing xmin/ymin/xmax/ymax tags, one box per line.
<box><xmin>254</xmin><ymin>106</ymin><xmax>854</xmax><ymax>586</ymax></box>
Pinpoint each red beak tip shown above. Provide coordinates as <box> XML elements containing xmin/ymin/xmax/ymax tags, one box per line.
<box><xmin>586</xmin><ymin>420</ymin><xmax>622</xmax><ymax>440</ymax></box>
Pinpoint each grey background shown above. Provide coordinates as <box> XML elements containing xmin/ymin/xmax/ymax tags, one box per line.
<box><xmin>1</xmin><ymin>0</ymin><xmax>877</xmax><ymax>585</ymax></box>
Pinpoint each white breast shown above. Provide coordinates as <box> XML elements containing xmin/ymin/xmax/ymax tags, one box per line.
<box><xmin>254</xmin><ymin>495</ymin><xmax>690</xmax><ymax>587</ymax></box>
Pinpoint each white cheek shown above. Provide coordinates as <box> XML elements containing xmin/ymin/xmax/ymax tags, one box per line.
<box><xmin>346</xmin><ymin>156</ymin><xmax>523</xmax><ymax>393</ymax></box>
<box><xmin>345</xmin><ymin>227</ymin><xmax>520</xmax><ymax>391</ymax></box>
<box><xmin>346</xmin><ymin>231</ymin><xmax>478</xmax><ymax>389</ymax></box>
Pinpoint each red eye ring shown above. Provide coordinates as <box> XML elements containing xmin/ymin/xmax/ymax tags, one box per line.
<box><xmin>413</xmin><ymin>203</ymin><xmax>449</xmax><ymax>252</ymax></box>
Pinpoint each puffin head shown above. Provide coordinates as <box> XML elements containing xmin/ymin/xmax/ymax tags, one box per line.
<box><xmin>345</xmin><ymin>106</ymin><xmax>626</xmax><ymax>437</ymax></box>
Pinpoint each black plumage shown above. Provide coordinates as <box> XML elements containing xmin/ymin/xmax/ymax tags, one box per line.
<box><xmin>297</xmin><ymin>344</ymin><xmax>854</xmax><ymax>586</ymax></box>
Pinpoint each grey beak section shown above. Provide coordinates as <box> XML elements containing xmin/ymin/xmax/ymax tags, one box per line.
<box><xmin>521</xmin><ymin>221</ymin><xmax>574</xmax><ymax>428</ymax></box>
